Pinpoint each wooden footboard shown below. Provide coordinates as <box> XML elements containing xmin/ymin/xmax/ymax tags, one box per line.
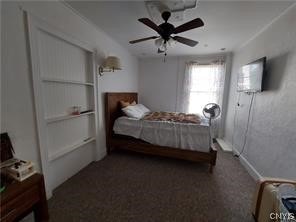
<box><xmin>109</xmin><ymin>136</ymin><xmax>217</xmax><ymax>173</ymax></box>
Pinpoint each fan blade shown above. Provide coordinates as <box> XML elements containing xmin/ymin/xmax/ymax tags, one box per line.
<box><xmin>138</xmin><ymin>18</ymin><xmax>163</xmax><ymax>35</ymax></box>
<box><xmin>173</xmin><ymin>18</ymin><xmax>204</xmax><ymax>34</ymax></box>
<box><xmin>173</xmin><ymin>36</ymin><xmax>198</xmax><ymax>47</ymax></box>
<box><xmin>129</xmin><ymin>36</ymin><xmax>159</xmax><ymax>44</ymax></box>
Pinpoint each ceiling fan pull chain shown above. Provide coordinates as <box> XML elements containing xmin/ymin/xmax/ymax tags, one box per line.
<box><xmin>163</xmin><ymin>52</ymin><xmax>167</xmax><ymax>63</ymax></box>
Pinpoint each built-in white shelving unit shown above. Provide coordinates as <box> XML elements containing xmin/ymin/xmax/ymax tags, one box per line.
<box><xmin>27</xmin><ymin>13</ymin><xmax>98</xmax><ymax>194</ymax></box>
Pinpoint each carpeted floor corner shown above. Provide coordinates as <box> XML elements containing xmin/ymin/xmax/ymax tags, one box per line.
<box><xmin>48</xmin><ymin>149</ymin><xmax>256</xmax><ymax>222</ymax></box>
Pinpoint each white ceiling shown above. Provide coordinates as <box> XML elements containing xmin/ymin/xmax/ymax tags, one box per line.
<box><xmin>66</xmin><ymin>1</ymin><xmax>294</xmax><ymax>57</ymax></box>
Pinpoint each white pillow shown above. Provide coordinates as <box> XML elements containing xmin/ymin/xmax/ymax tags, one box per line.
<box><xmin>122</xmin><ymin>104</ymin><xmax>150</xmax><ymax>119</ymax></box>
<box><xmin>122</xmin><ymin>105</ymin><xmax>143</xmax><ymax>119</ymax></box>
<box><xmin>134</xmin><ymin>104</ymin><xmax>150</xmax><ymax>114</ymax></box>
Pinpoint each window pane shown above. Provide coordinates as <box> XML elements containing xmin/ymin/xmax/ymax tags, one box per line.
<box><xmin>190</xmin><ymin>66</ymin><xmax>220</xmax><ymax>92</ymax></box>
<box><xmin>188</xmin><ymin>92</ymin><xmax>217</xmax><ymax>114</ymax></box>
<box><xmin>187</xmin><ymin>64</ymin><xmax>223</xmax><ymax>114</ymax></box>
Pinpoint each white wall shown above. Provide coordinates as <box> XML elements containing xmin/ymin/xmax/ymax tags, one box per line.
<box><xmin>139</xmin><ymin>54</ymin><xmax>232</xmax><ymax>136</ymax></box>
<box><xmin>1</xmin><ymin>1</ymin><xmax>138</xmax><ymax>194</ymax></box>
<box><xmin>224</xmin><ymin>4</ymin><xmax>296</xmax><ymax>180</ymax></box>
<box><xmin>139</xmin><ymin>57</ymin><xmax>179</xmax><ymax>112</ymax></box>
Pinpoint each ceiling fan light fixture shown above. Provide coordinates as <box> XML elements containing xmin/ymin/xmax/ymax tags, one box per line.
<box><xmin>155</xmin><ymin>38</ymin><xmax>164</xmax><ymax>48</ymax></box>
<box><xmin>159</xmin><ymin>43</ymin><xmax>167</xmax><ymax>52</ymax></box>
<box><xmin>167</xmin><ymin>37</ymin><xmax>176</xmax><ymax>46</ymax></box>
<box><xmin>155</xmin><ymin>37</ymin><xmax>176</xmax><ymax>52</ymax></box>
<box><xmin>155</xmin><ymin>38</ymin><xmax>167</xmax><ymax>52</ymax></box>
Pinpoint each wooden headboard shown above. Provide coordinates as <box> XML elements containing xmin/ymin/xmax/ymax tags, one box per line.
<box><xmin>105</xmin><ymin>92</ymin><xmax>138</xmax><ymax>153</ymax></box>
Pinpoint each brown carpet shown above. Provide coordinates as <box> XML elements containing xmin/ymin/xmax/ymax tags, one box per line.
<box><xmin>48</xmin><ymin>149</ymin><xmax>256</xmax><ymax>222</ymax></box>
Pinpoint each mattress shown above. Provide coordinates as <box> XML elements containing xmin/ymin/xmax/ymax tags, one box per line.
<box><xmin>113</xmin><ymin>116</ymin><xmax>211</xmax><ymax>152</ymax></box>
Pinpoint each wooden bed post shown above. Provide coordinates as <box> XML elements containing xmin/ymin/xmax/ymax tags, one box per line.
<box><xmin>209</xmin><ymin>145</ymin><xmax>217</xmax><ymax>173</ymax></box>
<box><xmin>209</xmin><ymin>165</ymin><xmax>214</xmax><ymax>173</ymax></box>
<box><xmin>105</xmin><ymin>92</ymin><xmax>138</xmax><ymax>155</ymax></box>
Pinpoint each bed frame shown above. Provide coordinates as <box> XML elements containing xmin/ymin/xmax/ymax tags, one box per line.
<box><xmin>105</xmin><ymin>92</ymin><xmax>217</xmax><ymax>172</ymax></box>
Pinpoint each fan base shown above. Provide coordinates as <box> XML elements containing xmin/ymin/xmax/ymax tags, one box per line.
<box><xmin>162</xmin><ymin>11</ymin><xmax>171</xmax><ymax>22</ymax></box>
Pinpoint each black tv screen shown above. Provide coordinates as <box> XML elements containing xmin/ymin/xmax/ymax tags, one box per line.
<box><xmin>237</xmin><ymin>57</ymin><xmax>266</xmax><ymax>92</ymax></box>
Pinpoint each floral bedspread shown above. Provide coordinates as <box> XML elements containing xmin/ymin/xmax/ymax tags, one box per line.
<box><xmin>143</xmin><ymin>112</ymin><xmax>201</xmax><ymax>124</ymax></box>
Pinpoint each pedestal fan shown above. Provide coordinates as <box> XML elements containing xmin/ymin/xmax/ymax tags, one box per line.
<box><xmin>203</xmin><ymin>103</ymin><xmax>221</xmax><ymax>144</ymax></box>
<box><xmin>203</xmin><ymin>103</ymin><xmax>221</xmax><ymax>126</ymax></box>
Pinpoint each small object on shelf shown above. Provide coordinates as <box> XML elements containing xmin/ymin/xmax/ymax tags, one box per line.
<box><xmin>80</xmin><ymin>110</ymin><xmax>93</xmax><ymax>114</ymax></box>
<box><xmin>5</xmin><ymin>159</ymin><xmax>36</xmax><ymax>181</ymax></box>
<box><xmin>70</xmin><ymin>106</ymin><xmax>82</xmax><ymax>115</ymax></box>
<box><xmin>83</xmin><ymin>137</ymin><xmax>92</xmax><ymax>142</ymax></box>
<box><xmin>0</xmin><ymin>133</ymin><xmax>35</xmax><ymax>182</ymax></box>
<box><xmin>0</xmin><ymin>157</ymin><xmax>19</xmax><ymax>169</ymax></box>
<box><xmin>1</xmin><ymin>132</ymin><xmax>36</xmax><ymax>182</ymax></box>
<box><xmin>46</xmin><ymin>111</ymin><xmax>95</xmax><ymax>123</ymax></box>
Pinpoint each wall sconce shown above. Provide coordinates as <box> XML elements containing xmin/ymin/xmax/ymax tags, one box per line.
<box><xmin>98</xmin><ymin>56</ymin><xmax>122</xmax><ymax>76</ymax></box>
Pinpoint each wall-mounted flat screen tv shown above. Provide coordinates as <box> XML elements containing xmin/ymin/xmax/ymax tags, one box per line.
<box><xmin>237</xmin><ymin>57</ymin><xmax>266</xmax><ymax>92</ymax></box>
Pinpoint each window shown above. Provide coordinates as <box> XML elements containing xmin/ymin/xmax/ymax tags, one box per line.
<box><xmin>188</xmin><ymin>64</ymin><xmax>225</xmax><ymax>115</ymax></box>
<box><xmin>178</xmin><ymin>60</ymin><xmax>226</xmax><ymax>137</ymax></box>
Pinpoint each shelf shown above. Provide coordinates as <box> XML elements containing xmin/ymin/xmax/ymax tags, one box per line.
<box><xmin>48</xmin><ymin>137</ymin><xmax>95</xmax><ymax>162</ymax></box>
<box><xmin>42</xmin><ymin>77</ymin><xmax>94</xmax><ymax>86</ymax></box>
<box><xmin>46</xmin><ymin>111</ymin><xmax>95</xmax><ymax>123</ymax></box>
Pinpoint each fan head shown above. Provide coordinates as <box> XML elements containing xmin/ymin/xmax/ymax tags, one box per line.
<box><xmin>129</xmin><ymin>10</ymin><xmax>204</xmax><ymax>50</ymax></box>
<box><xmin>159</xmin><ymin>22</ymin><xmax>175</xmax><ymax>41</ymax></box>
<box><xmin>203</xmin><ymin>103</ymin><xmax>221</xmax><ymax>120</ymax></box>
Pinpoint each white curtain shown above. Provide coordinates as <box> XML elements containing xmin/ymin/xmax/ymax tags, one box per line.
<box><xmin>179</xmin><ymin>62</ymin><xmax>196</xmax><ymax>113</ymax></box>
<box><xmin>179</xmin><ymin>60</ymin><xmax>226</xmax><ymax>137</ymax></box>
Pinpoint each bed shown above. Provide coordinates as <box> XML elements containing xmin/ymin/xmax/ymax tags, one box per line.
<box><xmin>105</xmin><ymin>92</ymin><xmax>217</xmax><ymax>172</ymax></box>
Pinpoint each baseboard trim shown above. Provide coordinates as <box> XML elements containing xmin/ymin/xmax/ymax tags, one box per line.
<box><xmin>96</xmin><ymin>149</ymin><xmax>107</xmax><ymax>161</ymax></box>
<box><xmin>232</xmin><ymin>147</ymin><xmax>262</xmax><ymax>181</ymax></box>
<box><xmin>46</xmin><ymin>190</ymin><xmax>53</xmax><ymax>200</ymax></box>
<box><xmin>216</xmin><ymin>138</ymin><xmax>232</xmax><ymax>152</ymax></box>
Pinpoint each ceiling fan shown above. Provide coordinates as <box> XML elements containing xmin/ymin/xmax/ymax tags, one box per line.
<box><xmin>129</xmin><ymin>11</ymin><xmax>204</xmax><ymax>54</ymax></box>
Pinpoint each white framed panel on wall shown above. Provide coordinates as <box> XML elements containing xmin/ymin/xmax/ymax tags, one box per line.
<box><xmin>26</xmin><ymin>12</ymin><xmax>98</xmax><ymax>197</ymax></box>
